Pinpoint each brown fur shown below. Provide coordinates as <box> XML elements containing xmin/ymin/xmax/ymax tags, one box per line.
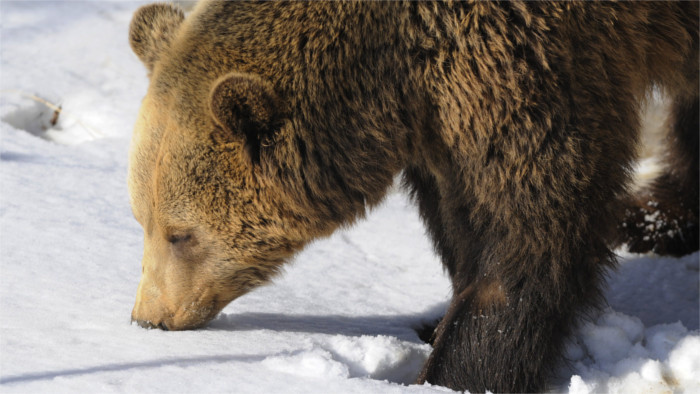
<box><xmin>127</xmin><ymin>1</ymin><xmax>699</xmax><ymax>392</ymax></box>
<box><xmin>618</xmin><ymin>94</ymin><xmax>699</xmax><ymax>256</ymax></box>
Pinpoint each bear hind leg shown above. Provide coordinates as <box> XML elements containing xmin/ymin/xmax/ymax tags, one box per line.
<box><xmin>620</xmin><ymin>94</ymin><xmax>699</xmax><ymax>256</ymax></box>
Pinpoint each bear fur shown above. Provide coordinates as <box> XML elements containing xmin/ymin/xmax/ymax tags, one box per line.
<box><xmin>127</xmin><ymin>2</ymin><xmax>699</xmax><ymax>392</ymax></box>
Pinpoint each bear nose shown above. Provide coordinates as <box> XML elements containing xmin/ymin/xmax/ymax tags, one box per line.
<box><xmin>131</xmin><ymin>317</ymin><xmax>169</xmax><ymax>331</ymax></box>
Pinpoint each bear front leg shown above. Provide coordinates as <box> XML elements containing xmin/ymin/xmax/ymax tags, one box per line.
<box><xmin>406</xmin><ymin>163</ymin><xmax>614</xmax><ymax>392</ymax></box>
<box><xmin>417</xmin><ymin>273</ymin><xmax>576</xmax><ymax>392</ymax></box>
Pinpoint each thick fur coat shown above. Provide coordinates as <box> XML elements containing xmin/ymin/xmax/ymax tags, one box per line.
<box><xmin>127</xmin><ymin>2</ymin><xmax>699</xmax><ymax>392</ymax></box>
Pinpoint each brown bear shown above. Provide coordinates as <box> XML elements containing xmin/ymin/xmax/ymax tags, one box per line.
<box><xmin>127</xmin><ymin>2</ymin><xmax>699</xmax><ymax>392</ymax></box>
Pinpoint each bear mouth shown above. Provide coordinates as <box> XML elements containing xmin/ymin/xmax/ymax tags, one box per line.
<box><xmin>132</xmin><ymin>318</ymin><xmax>171</xmax><ymax>331</ymax></box>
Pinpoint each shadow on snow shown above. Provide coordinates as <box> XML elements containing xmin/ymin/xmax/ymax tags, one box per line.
<box><xmin>0</xmin><ymin>354</ymin><xmax>267</xmax><ymax>385</ymax></box>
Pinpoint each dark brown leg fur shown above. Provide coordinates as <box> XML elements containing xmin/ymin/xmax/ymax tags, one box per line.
<box><xmin>405</xmin><ymin>160</ymin><xmax>613</xmax><ymax>392</ymax></box>
<box><xmin>415</xmin><ymin>319</ymin><xmax>440</xmax><ymax>345</ymax></box>
<box><xmin>402</xmin><ymin>3</ymin><xmax>698</xmax><ymax>392</ymax></box>
<box><xmin>620</xmin><ymin>95</ymin><xmax>699</xmax><ymax>256</ymax></box>
<box><xmin>619</xmin><ymin>1</ymin><xmax>699</xmax><ymax>256</ymax></box>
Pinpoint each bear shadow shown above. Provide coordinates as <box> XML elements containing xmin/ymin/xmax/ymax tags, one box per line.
<box><xmin>207</xmin><ymin>302</ymin><xmax>448</xmax><ymax>343</ymax></box>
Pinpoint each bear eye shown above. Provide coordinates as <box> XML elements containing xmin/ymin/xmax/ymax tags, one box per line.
<box><xmin>168</xmin><ymin>234</ymin><xmax>192</xmax><ymax>244</ymax></box>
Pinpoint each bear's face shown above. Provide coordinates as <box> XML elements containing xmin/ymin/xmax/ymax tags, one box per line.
<box><xmin>127</xmin><ymin>4</ymin><xmax>308</xmax><ymax>330</ymax></box>
<box><xmin>128</xmin><ymin>93</ymin><xmax>287</xmax><ymax>330</ymax></box>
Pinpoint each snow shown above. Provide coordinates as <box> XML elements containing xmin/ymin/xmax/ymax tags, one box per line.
<box><xmin>1</xmin><ymin>2</ymin><xmax>698</xmax><ymax>393</ymax></box>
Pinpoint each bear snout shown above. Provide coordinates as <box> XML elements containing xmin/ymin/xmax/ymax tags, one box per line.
<box><xmin>131</xmin><ymin>285</ymin><xmax>220</xmax><ymax>331</ymax></box>
<box><xmin>131</xmin><ymin>316</ymin><xmax>169</xmax><ymax>331</ymax></box>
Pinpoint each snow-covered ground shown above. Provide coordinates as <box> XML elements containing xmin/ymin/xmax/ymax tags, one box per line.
<box><xmin>1</xmin><ymin>2</ymin><xmax>698</xmax><ymax>393</ymax></box>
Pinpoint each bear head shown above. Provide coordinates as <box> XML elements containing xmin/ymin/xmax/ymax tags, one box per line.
<box><xmin>127</xmin><ymin>3</ymin><xmax>322</xmax><ymax>330</ymax></box>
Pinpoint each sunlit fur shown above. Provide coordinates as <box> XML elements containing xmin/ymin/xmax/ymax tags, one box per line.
<box><xmin>128</xmin><ymin>1</ymin><xmax>698</xmax><ymax>391</ymax></box>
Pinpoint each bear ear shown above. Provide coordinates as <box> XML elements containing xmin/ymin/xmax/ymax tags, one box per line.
<box><xmin>129</xmin><ymin>3</ymin><xmax>185</xmax><ymax>73</ymax></box>
<box><xmin>210</xmin><ymin>73</ymin><xmax>284</xmax><ymax>163</ymax></box>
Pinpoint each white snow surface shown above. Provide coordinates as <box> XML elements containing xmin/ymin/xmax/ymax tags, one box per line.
<box><xmin>1</xmin><ymin>2</ymin><xmax>698</xmax><ymax>393</ymax></box>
